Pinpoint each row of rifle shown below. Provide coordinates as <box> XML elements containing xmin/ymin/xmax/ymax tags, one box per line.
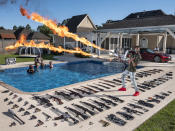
<box><xmin>136</xmin><ymin>72</ymin><xmax>173</xmax><ymax>92</ymax></box>
<box><xmin>54</xmin><ymin>84</ymin><xmax>113</xmax><ymax>101</ymax></box>
<box><xmin>98</xmin><ymin>69</ymin><xmax>164</xmax><ymax>88</ymax></box>
<box><xmin>38</xmin><ymin>69</ymin><xmax>167</xmax><ymax>104</ymax></box>
<box><xmin>3</xmin><ymin>92</ymin><xmax>51</xmax><ymax>127</ymax></box>
<box><xmin>135</xmin><ymin>69</ymin><xmax>163</xmax><ymax>78</ymax></box>
<box><xmin>107</xmin><ymin>90</ymin><xmax>172</xmax><ymax>126</ymax></box>
<box><xmin>51</xmin><ymin>95</ymin><xmax>124</xmax><ymax>125</ymax></box>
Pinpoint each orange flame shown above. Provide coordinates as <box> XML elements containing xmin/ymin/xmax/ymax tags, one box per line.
<box><xmin>20</xmin><ymin>6</ymin><xmax>103</xmax><ymax>50</ymax></box>
<box><xmin>5</xmin><ymin>35</ymin><xmax>92</xmax><ymax>56</ymax></box>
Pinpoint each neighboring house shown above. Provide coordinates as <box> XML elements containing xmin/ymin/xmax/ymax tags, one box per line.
<box><xmin>15</xmin><ymin>28</ymin><xmax>50</xmax><ymax>42</ymax></box>
<box><xmin>0</xmin><ymin>29</ymin><xmax>16</xmax><ymax>53</ymax></box>
<box><xmin>100</xmin><ymin>10</ymin><xmax>175</xmax><ymax>54</ymax></box>
<box><xmin>27</xmin><ymin>32</ymin><xmax>50</xmax><ymax>43</ymax></box>
<box><xmin>53</xmin><ymin>14</ymin><xmax>97</xmax><ymax>52</ymax></box>
<box><xmin>0</xmin><ymin>28</ymin><xmax>51</xmax><ymax>54</ymax></box>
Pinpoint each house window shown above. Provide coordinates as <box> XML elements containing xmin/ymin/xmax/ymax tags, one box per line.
<box><xmin>122</xmin><ymin>38</ymin><xmax>132</xmax><ymax>49</ymax></box>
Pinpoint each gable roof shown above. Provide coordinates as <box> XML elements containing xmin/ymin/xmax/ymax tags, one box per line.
<box><xmin>65</xmin><ymin>14</ymin><xmax>96</xmax><ymax>33</ymax></box>
<box><xmin>14</xmin><ymin>28</ymin><xmax>50</xmax><ymax>40</ymax></box>
<box><xmin>27</xmin><ymin>32</ymin><xmax>50</xmax><ymax>40</ymax></box>
<box><xmin>124</xmin><ymin>10</ymin><xmax>166</xmax><ymax>20</ymax></box>
<box><xmin>101</xmin><ymin>10</ymin><xmax>175</xmax><ymax>30</ymax></box>
<box><xmin>66</xmin><ymin>14</ymin><xmax>87</xmax><ymax>33</ymax></box>
<box><xmin>0</xmin><ymin>29</ymin><xmax>16</xmax><ymax>39</ymax></box>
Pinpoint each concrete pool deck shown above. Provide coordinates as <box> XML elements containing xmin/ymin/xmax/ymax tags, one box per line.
<box><xmin>0</xmin><ymin>60</ymin><xmax>175</xmax><ymax>131</ymax></box>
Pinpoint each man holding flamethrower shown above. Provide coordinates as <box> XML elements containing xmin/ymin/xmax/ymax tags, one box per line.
<box><xmin>118</xmin><ymin>46</ymin><xmax>142</xmax><ymax>96</ymax></box>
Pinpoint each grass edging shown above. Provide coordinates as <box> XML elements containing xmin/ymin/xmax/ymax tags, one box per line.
<box><xmin>135</xmin><ymin>98</ymin><xmax>175</xmax><ymax>131</ymax></box>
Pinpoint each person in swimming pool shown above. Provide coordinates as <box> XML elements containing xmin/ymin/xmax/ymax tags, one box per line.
<box><xmin>49</xmin><ymin>61</ymin><xmax>53</xmax><ymax>69</ymax></box>
<box><xmin>27</xmin><ymin>65</ymin><xmax>35</xmax><ymax>73</ymax></box>
<box><xmin>40</xmin><ymin>60</ymin><xmax>46</xmax><ymax>69</ymax></box>
<box><xmin>34</xmin><ymin>62</ymin><xmax>39</xmax><ymax>72</ymax></box>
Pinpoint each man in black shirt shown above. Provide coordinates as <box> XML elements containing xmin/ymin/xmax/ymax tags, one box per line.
<box><xmin>118</xmin><ymin>46</ymin><xmax>142</xmax><ymax>96</ymax></box>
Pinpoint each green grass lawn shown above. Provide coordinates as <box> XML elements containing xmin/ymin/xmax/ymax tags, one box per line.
<box><xmin>135</xmin><ymin>99</ymin><xmax>175</xmax><ymax>131</ymax></box>
<box><xmin>0</xmin><ymin>54</ymin><xmax>54</xmax><ymax>64</ymax></box>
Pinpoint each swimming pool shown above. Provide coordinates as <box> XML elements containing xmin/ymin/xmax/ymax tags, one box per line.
<box><xmin>0</xmin><ymin>60</ymin><xmax>125</xmax><ymax>92</ymax></box>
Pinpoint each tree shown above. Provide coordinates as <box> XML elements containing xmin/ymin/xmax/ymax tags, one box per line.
<box><xmin>106</xmin><ymin>20</ymin><xmax>113</xmax><ymax>23</ymax></box>
<box><xmin>37</xmin><ymin>25</ymin><xmax>53</xmax><ymax>37</ymax></box>
<box><xmin>13</xmin><ymin>25</ymin><xmax>18</xmax><ymax>30</ymax></box>
<box><xmin>25</xmin><ymin>24</ymin><xmax>31</xmax><ymax>30</ymax></box>
<box><xmin>18</xmin><ymin>26</ymin><xmax>25</xmax><ymax>30</ymax></box>
<box><xmin>0</xmin><ymin>26</ymin><xmax>5</xmax><ymax>29</ymax></box>
<box><xmin>61</xmin><ymin>18</ymin><xmax>70</xmax><ymax>25</ymax></box>
<box><xmin>95</xmin><ymin>25</ymin><xmax>102</xmax><ymax>29</ymax></box>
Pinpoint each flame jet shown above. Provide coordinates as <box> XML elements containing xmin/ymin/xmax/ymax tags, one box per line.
<box><xmin>20</xmin><ymin>6</ymin><xmax>103</xmax><ymax>50</ymax></box>
<box><xmin>5</xmin><ymin>35</ymin><xmax>92</xmax><ymax>56</ymax></box>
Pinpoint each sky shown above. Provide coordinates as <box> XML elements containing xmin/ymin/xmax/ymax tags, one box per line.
<box><xmin>0</xmin><ymin>0</ymin><xmax>175</xmax><ymax>30</ymax></box>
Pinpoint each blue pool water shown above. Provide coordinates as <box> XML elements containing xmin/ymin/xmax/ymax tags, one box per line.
<box><xmin>0</xmin><ymin>60</ymin><xmax>138</xmax><ymax>92</ymax></box>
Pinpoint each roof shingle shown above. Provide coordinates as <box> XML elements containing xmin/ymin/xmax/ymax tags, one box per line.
<box><xmin>0</xmin><ymin>29</ymin><xmax>16</xmax><ymax>39</ymax></box>
<box><xmin>102</xmin><ymin>10</ymin><xmax>175</xmax><ymax>29</ymax></box>
<box><xmin>66</xmin><ymin>14</ymin><xmax>87</xmax><ymax>33</ymax></box>
<box><xmin>27</xmin><ymin>32</ymin><xmax>50</xmax><ymax>40</ymax></box>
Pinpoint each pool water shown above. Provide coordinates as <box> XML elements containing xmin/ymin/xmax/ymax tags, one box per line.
<box><xmin>0</xmin><ymin>60</ymin><xmax>125</xmax><ymax>92</ymax></box>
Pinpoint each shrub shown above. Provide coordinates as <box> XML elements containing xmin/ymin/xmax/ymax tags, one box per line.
<box><xmin>74</xmin><ymin>53</ymin><xmax>91</xmax><ymax>58</ymax></box>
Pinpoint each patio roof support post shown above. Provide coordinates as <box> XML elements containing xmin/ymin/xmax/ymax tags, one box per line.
<box><xmin>52</xmin><ymin>35</ymin><xmax>55</xmax><ymax>44</ymax></box>
<box><xmin>104</xmin><ymin>37</ymin><xmax>106</xmax><ymax>50</ymax></box>
<box><xmin>163</xmin><ymin>32</ymin><xmax>167</xmax><ymax>53</ymax></box>
<box><xmin>76</xmin><ymin>41</ymin><xmax>78</xmax><ymax>48</ymax></box>
<box><xmin>117</xmin><ymin>34</ymin><xmax>120</xmax><ymax>50</ymax></box>
<box><xmin>109</xmin><ymin>35</ymin><xmax>111</xmax><ymax>55</ymax></box>
<box><xmin>119</xmin><ymin>33</ymin><xmax>123</xmax><ymax>55</ymax></box>
<box><xmin>33</xmin><ymin>47</ymin><xmax>35</xmax><ymax>55</ymax></box>
<box><xmin>95</xmin><ymin>32</ymin><xmax>98</xmax><ymax>54</ymax></box>
<box><xmin>136</xmin><ymin>33</ymin><xmax>140</xmax><ymax>46</ymax></box>
<box><xmin>64</xmin><ymin>37</ymin><xmax>66</xmax><ymax>54</ymax></box>
<box><xmin>30</xmin><ymin>47</ymin><xmax>31</xmax><ymax>55</ymax></box>
<box><xmin>113</xmin><ymin>36</ymin><xmax>115</xmax><ymax>51</ymax></box>
<box><xmin>157</xmin><ymin>34</ymin><xmax>163</xmax><ymax>48</ymax></box>
<box><xmin>91</xmin><ymin>33</ymin><xmax>93</xmax><ymax>54</ymax></box>
<box><xmin>156</xmin><ymin>35</ymin><xmax>159</xmax><ymax>47</ymax></box>
<box><xmin>97</xmin><ymin>32</ymin><xmax>101</xmax><ymax>56</ymax></box>
<box><xmin>2</xmin><ymin>38</ymin><xmax>4</xmax><ymax>53</ymax></box>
